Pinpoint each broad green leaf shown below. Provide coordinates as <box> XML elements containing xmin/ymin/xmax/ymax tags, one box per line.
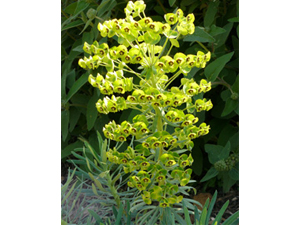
<box><xmin>214</xmin><ymin>22</ymin><xmax>233</xmax><ymax>49</ymax></box>
<box><xmin>218</xmin><ymin>124</ymin><xmax>238</xmax><ymax>146</ymax></box>
<box><xmin>86</xmin><ymin>90</ymin><xmax>99</xmax><ymax>131</ymax></box>
<box><xmin>61</xmin><ymin>140</ymin><xmax>83</xmax><ymax>159</ymax></box>
<box><xmin>97</xmin><ymin>0</ymin><xmax>117</xmax><ymax>18</ymax></box>
<box><xmin>229</xmin><ymin>163</ymin><xmax>239</xmax><ymax>180</ymax></box>
<box><xmin>80</xmin><ymin>17</ymin><xmax>94</xmax><ymax>34</ymax></box>
<box><xmin>61</xmin><ymin>46</ymin><xmax>67</xmax><ymax>61</ymax></box>
<box><xmin>183</xmin><ymin>26</ymin><xmax>215</xmax><ymax>43</ymax></box>
<box><xmin>69</xmin><ymin>107</ymin><xmax>81</xmax><ymax>132</ymax></box>
<box><xmin>62</xmin><ymin>69</ymin><xmax>75</xmax><ymax>100</ymax></box>
<box><xmin>61</xmin><ymin>110</ymin><xmax>70</xmax><ymax>142</ymax></box>
<box><xmin>221</xmin><ymin>98</ymin><xmax>238</xmax><ymax>117</ymax></box>
<box><xmin>169</xmin><ymin>38</ymin><xmax>180</xmax><ymax>48</ymax></box>
<box><xmin>229</xmin><ymin>132</ymin><xmax>239</xmax><ymax>152</ymax></box>
<box><xmin>61</xmin><ymin>1</ymin><xmax>90</xmax><ymax>29</ymax></box>
<box><xmin>63</xmin><ymin>2</ymin><xmax>78</xmax><ymax>14</ymax></box>
<box><xmin>169</xmin><ymin>0</ymin><xmax>176</xmax><ymax>7</ymax></box>
<box><xmin>222</xmin><ymin>172</ymin><xmax>237</xmax><ymax>193</ymax></box>
<box><xmin>228</xmin><ymin>17</ymin><xmax>239</xmax><ymax>22</ymax></box>
<box><xmin>205</xmin><ymin>142</ymin><xmax>231</xmax><ymax>164</ymax></box>
<box><xmin>74</xmin><ymin>1</ymin><xmax>90</xmax><ymax>15</ymax></box>
<box><xmin>66</xmin><ymin>69</ymin><xmax>76</xmax><ymax>90</ymax></box>
<box><xmin>72</xmin><ymin>44</ymin><xmax>84</xmax><ymax>52</ymax></box>
<box><xmin>200</xmin><ymin>167</ymin><xmax>219</xmax><ymax>182</ymax></box>
<box><xmin>209</xmin><ymin>25</ymin><xmax>227</xmax><ymax>36</ymax></box>
<box><xmin>232</xmin><ymin>74</ymin><xmax>239</xmax><ymax>93</ymax></box>
<box><xmin>232</xmin><ymin>35</ymin><xmax>239</xmax><ymax>58</ymax></box>
<box><xmin>61</xmin><ymin>20</ymin><xmax>85</xmax><ymax>31</ymax></box>
<box><xmin>220</xmin><ymin>89</ymin><xmax>231</xmax><ymax>101</ymax></box>
<box><xmin>204</xmin><ymin>52</ymin><xmax>234</xmax><ymax>81</ymax></box>
<box><xmin>65</xmin><ymin>72</ymin><xmax>89</xmax><ymax>102</ymax></box>
<box><xmin>204</xmin><ymin>1</ymin><xmax>220</xmax><ymax>28</ymax></box>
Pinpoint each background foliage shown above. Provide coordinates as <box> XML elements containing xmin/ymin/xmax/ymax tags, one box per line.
<box><xmin>61</xmin><ymin>0</ymin><xmax>239</xmax><ymax>192</ymax></box>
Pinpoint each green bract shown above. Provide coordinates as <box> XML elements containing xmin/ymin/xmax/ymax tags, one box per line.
<box><xmin>78</xmin><ymin>0</ymin><xmax>213</xmax><ymax>208</ymax></box>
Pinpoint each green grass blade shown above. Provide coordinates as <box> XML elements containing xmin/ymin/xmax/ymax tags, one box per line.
<box><xmin>194</xmin><ymin>205</ymin><xmax>200</xmax><ymax>223</ymax></box>
<box><xmin>199</xmin><ymin>206</ymin><xmax>207</xmax><ymax>225</ymax></box>
<box><xmin>213</xmin><ymin>200</ymin><xmax>229</xmax><ymax>225</ymax></box>
<box><xmin>115</xmin><ymin>202</ymin><xmax>124</xmax><ymax>225</ymax></box>
<box><xmin>205</xmin><ymin>190</ymin><xmax>217</xmax><ymax>224</ymax></box>
<box><xmin>222</xmin><ymin>211</ymin><xmax>239</xmax><ymax>225</ymax></box>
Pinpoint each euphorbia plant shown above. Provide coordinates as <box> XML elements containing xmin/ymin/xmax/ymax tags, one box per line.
<box><xmin>78</xmin><ymin>0</ymin><xmax>212</xmax><ymax>217</ymax></box>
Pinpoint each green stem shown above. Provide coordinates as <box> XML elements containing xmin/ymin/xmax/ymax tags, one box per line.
<box><xmin>213</xmin><ymin>78</ymin><xmax>234</xmax><ymax>93</ymax></box>
<box><xmin>196</xmin><ymin>41</ymin><xmax>209</xmax><ymax>52</ymax></box>
<box><xmin>164</xmin><ymin>70</ymin><xmax>182</xmax><ymax>89</ymax></box>
<box><xmin>158</xmin><ymin>37</ymin><xmax>169</xmax><ymax>60</ymax></box>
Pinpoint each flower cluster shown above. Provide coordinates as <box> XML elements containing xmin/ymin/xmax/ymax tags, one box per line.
<box><xmin>106</xmin><ymin>143</ymin><xmax>194</xmax><ymax>207</ymax></box>
<box><xmin>214</xmin><ymin>152</ymin><xmax>239</xmax><ymax>172</ymax></box>
<box><xmin>78</xmin><ymin>0</ymin><xmax>214</xmax><ymax>208</ymax></box>
<box><xmin>103</xmin><ymin>118</ymin><xmax>149</xmax><ymax>142</ymax></box>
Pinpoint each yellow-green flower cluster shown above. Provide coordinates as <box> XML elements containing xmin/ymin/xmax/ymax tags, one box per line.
<box><xmin>106</xmin><ymin>142</ymin><xmax>194</xmax><ymax>207</ymax></box>
<box><xmin>78</xmin><ymin>0</ymin><xmax>215</xmax><ymax>208</ymax></box>
<box><xmin>95</xmin><ymin>95</ymin><xmax>127</xmax><ymax>114</ymax></box>
<box><xmin>103</xmin><ymin>119</ymin><xmax>150</xmax><ymax>142</ymax></box>
<box><xmin>88</xmin><ymin>70</ymin><xmax>133</xmax><ymax>95</ymax></box>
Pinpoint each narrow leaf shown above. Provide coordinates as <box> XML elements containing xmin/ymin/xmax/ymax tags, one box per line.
<box><xmin>213</xmin><ymin>200</ymin><xmax>229</xmax><ymax>224</ymax></box>
<box><xmin>204</xmin><ymin>1</ymin><xmax>220</xmax><ymax>28</ymax></box>
<box><xmin>61</xmin><ymin>20</ymin><xmax>85</xmax><ymax>31</ymax></box>
<box><xmin>222</xmin><ymin>211</ymin><xmax>239</xmax><ymax>225</ymax></box>
<box><xmin>87</xmin><ymin>90</ymin><xmax>99</xmax><ymax>130</ymax></box>
<box><xmin>61</xmin><ymin>110</ymin><xmax>70</xmax><ymax>142</ymax></box>
<box><xmin>169</xmin><ymin>0</ymin><xmax>176</xmax><ymax>7</ymax></box>
<box><xmin>65</xmin><ymin>72</ymin><xmax>89</xmax><ymax>102</ymax></box>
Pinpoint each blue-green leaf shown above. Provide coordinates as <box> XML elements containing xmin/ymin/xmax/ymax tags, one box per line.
<box><xmin>200</xmin><ymin>167</ymin><xmax>219</xmax><ymax>182</ymax></box>
<box><xmin>205</xmin><ymin>142</ymin><xmax>231</xmax><ymax>164</ymax></box>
